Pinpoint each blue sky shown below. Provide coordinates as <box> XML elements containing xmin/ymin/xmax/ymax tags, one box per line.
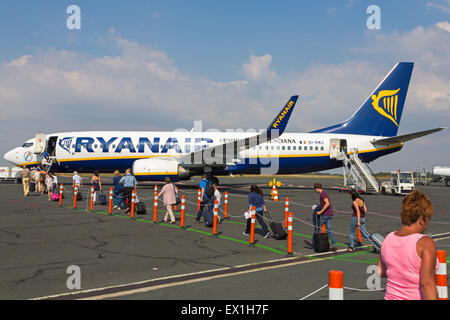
<box><xmin>1</xmin><ymin>0</ymin><xmax>447</xmax><ymax>78</ymax></box>
<box><xmin>0</xmin><ymin>0</ymin><xmax>449</xmax><ymax>172</ymax></box>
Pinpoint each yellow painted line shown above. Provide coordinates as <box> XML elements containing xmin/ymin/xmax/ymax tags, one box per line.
<box><xmin>134</xmin><ymin>172</ymin><xmax>178</xmax><ymax>176</ymax></box>
<box><xmin>350</xmin><ymin>143</ymin><xmax>403</xmax><ymax>155</ymax></box>
<box><xmin>19</xmin><ymin>143</ymin><xmax>403</xmax><ymax>167</ymax></box>
<box><xmin>249</xmin><ymin>153</ymin><xmax>329</xmax><ymax>158</ymax></box>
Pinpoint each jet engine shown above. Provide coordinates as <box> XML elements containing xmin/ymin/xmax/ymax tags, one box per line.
<box><xmin>132</xmin><ymin>158</ymin><xmax>190</xmax><ymax>181</ymax></box>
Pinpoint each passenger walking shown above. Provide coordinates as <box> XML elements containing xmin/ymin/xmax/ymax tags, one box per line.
<box><xmin>213</xmin><ymin>183</ymin><xmax>222</xmax><ymax>223</ymax></box>
<box><xmin>377</xmin><ymin>190</ymin><xmax>439</xmax><ymax>300</ymax></box>
<box><xmin>194</xmin><ymin>173</ymin><xmax>214</xmax><ymax>224</ymax></box>
<box><xmin>33</xmin><ymin>168</ymin><xmax>43</xmax><ymax>193</ymax></box>
<box><xmin>305</xmin><ymin>183</ymin><xmax>337</xmax><ymax>251</ymax></box>
<box><xmin>347</xmin><ymin>191</ymin><xmax>370</xmax><ymax>252</ymax></box>
<box><xmin>39</xmin><ymin>168</ymin><xmax>47</xmax><ymax>194</ymax></box>
<box><xmin>46</xmin><ymin>173</ymin><xmax>54</xmax><ymax>201</ymax></box>
<box><xmin>72</xmin><ymin>171</ymin><xmax>83</xmax><ymax>188</ymax></box>
<box><xmin>41</xmin><ymin>152</ymin><xmax>50</xmax><ymax>170</ymax></box>
<box><xmin>243</xmin><ymin>185</ymin><xmax>270</xmax><ymax>239</ymax></box>
<box><xmin>158</xmin><ymin>177</ymin><xmax>178</xmax><ymax>224</ymax></box>
<box><xmin>112</xmin><ymin>170</ymin><xmax>123</xmax><ymax>210</ymax></box>
<box><xmin>52</xmin><ymin>174</ymin><xmax>58</xmax><ymax>192</ymax></box>
<box><xmin>18</xmin><ymin>166</ymin><xmax>32</xmax><ymax>197</ymax></box>
<box><xmin>91</xmin><ymin>171</ymin><xmax>102</xmax><ymax>203</ymax></box>
<box><xmin>119</xmin><ymin>168</ymin><xmax>137</xmax><ymax>214</ymax></box>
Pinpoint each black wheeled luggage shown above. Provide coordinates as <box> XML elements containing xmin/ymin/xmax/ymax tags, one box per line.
<box><xmin>204</xmin><ymin>206</ymin><xmax>214</xmax><ymax>227</ymax></box>
<box><xmin>136</xmin><ymin>202</ymin><xmax>146</xmax><ymax>215</ymax></box>
<box><xmin>266</xmin><ymin>211</ymin><xmax>287</xmax><ymax>240</ymax></box>
<box><xmin>313</xmin><ymin>233</ymin><xmax>330</xmax><ymax>253</ymax></box>
<box><xmin>97</xmin><ymin>193</ymin><xmax>107</xmax><ymax>205</ymax></box>
<box><xmin>312</xmin><ymin>213</ymin><xmax>329</xmax><ymax>252</ymax></box>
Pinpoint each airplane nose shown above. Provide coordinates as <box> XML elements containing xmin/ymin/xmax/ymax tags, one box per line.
<box><xmin>3</xmin><ymin>149</ymin><xmax>18</xmax><ymax>165</ymax></box>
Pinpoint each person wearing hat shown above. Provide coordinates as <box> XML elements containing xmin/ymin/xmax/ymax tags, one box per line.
<box><xmin>72</xmin><ymin>171</ymin><xmax>83</xmax><ymax>189</ymax></box>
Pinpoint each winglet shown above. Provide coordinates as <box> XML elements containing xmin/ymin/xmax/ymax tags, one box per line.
<box><xmin>266</xmin><ymin>95</ymin><xmax>299</xmax><ymax>138</ymax></box>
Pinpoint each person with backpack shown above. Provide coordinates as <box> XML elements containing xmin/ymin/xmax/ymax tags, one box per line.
<box><xmin>112</xmin><ymin>170</ymin><xmax>123</xmax><ymax>210</ymax></box>
<box><xmin>158</xmin><ymin>177</ymin><xmax>178</xmax><ymax>224</ymax></box>
<box><xmin>39</xmin><ymin>167</ymin><xmax>47</xmax><ymax>194</ymax></box>
<box><xmin>243</xmin><ymin>185</ymin><xmax>270</xmax><ymax>239</ymax></box>
<box><xmin>119</xmin><ymin>168</ymin><xmax>137</xmax><ymax>214</ymax></box>
<box><xmin>194</xmin><ymin>173</ymin><xmax>215</xmax><ymax>226</ymax></box>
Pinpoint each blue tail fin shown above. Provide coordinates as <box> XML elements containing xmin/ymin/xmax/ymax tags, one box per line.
<box><xmin>311</xmin><ymin>62</ymin><xmax>414</xmax><ymax>137</ymax></box>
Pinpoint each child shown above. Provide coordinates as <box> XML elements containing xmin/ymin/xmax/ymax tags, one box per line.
<box><xmin>213</xmin><ymin>184</ymin><xmax>222</xmax><ymax>223</ymax></box>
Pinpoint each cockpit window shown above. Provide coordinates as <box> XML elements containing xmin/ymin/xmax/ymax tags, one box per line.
<box><xmin>22</xmin><ymin>143</ymin><xmax>34</xmax><ymax>148</ymax></box>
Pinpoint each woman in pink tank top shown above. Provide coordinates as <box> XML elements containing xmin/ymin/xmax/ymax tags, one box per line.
<box><xmin>377</xmin><ymin>190</ymin><xmax>439</xmax><ymax>300</ymax></box>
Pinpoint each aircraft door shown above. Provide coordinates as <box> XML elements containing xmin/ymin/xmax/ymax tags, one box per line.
<box><xmin>329</xmin><ymin>139</ymin><xmax>347</xmax><ymax>160</ymax></box>
<box><xmin>33</xmin><ymin>133</ymin><xmax>46</xmax><ymax>154</ymax></box>
<box><xmin>46</xmin><ymin>136</ymin><xmax>58</xmax><ymax>157</ymax></box>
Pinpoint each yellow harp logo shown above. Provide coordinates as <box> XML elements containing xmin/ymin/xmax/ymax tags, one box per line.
<box><xmin>371</xmin><ymin>88</ymin><xmax>400</xmax><ymax>127</ymax></box>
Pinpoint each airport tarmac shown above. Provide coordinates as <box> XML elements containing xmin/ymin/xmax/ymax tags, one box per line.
<box><xmin>0</xmin><ymin>175</ymin><xmax>449</xmax><ymax>300</ymax></box>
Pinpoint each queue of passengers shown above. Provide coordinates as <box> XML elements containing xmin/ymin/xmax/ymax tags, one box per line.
<box><xmin>17</xmin><ymin>165</ymin><xmax>442</xmax><ymax>300</ymax></box>
<box><xmin>17</xmin><ymin>165</ymin><xmax>59</xmax><ymax>201</ymax></box>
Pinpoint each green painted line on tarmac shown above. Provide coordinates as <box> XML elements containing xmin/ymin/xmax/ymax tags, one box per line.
<box><xmin>66</xmin><ymin>206</ymin><xmax>287</xmax><ymax>255</ymax></box>
<box><xmin>177</xmin><ymin>211</ymin><xmax>347</xmax><ymax>247</ymax></box>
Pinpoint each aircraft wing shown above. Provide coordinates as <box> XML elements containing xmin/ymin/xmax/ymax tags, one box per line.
<box><xmin>370</xmin><ymin>127</ymin><xmax>446</xmax><ymax>145</ymax></box>
<box><xmin>178</xmin><ymin>95</ymin><xmax>299</xmax><ymax>167</ymax></box>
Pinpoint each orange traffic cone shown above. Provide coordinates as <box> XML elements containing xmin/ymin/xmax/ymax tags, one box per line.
<box><xmin>273</xmin><ymin>186</ymin><xmax>279</xmax><ymax>202</ymax></box>
<box><xmin>321</xmin><ymin>224</ymin><xmax>326</xmax><ymax>233</ymax></box>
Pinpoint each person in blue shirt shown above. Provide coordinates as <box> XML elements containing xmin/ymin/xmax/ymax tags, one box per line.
<box><xmin>194</xmin><ymin>173</ymin><xmax>214</xmax><ymax>225</ymax></box>
<box><xmin>119</xmin><ymin>168</ymin><xmax>137</xmax><ymax>214</ymax></box>
<box><xmin>244</xmin><ymin>185</ymin><xmax>270</xmax><ymax>239</ymax></box>
<box><xmin>112</xmin><ymin>170</ymin><xmax>123</xmax><ymax>210</ymax></box>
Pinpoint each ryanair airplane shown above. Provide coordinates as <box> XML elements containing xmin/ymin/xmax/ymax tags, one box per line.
<box><xmin>3</xmin><ymin>62</ymin><xmax>445</xmax><ymax>182</ymax></box>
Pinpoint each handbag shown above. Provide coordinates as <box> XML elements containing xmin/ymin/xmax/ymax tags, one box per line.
<box><xmin>173</xmin><ymin>184</ymin><xmax>181</xmax><ymax>205</ymax></box>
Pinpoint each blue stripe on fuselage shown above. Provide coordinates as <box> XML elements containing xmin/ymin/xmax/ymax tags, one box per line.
<box><xmin>27</xmin><ymin>146</ymin><xmax>402</xmax><ymax>179</ymax></box>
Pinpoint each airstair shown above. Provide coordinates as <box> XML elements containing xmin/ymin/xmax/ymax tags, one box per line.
<box><xmin>343</xmin><ymin>149</ymin><xmax>380</xmax><ymax>193</ymax></box>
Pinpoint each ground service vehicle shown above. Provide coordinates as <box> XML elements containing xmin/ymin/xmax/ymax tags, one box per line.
<box><xmin>433</xmin><ymin>166</ymin><xmax>450</xmax><ymax>186</ymax></box>
<box><xmin>381</xmin><ymin>171</ymin><xmax>415</xmax><ymax>195</ymax></box>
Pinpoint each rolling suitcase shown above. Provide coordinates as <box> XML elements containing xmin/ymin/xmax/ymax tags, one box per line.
<box><xmin>369</xmin><ymin>233</ymin><xmax>384</xmax><ymax>253</ymax></box>
<box><xmin>97</xmin><ymin>193</ymin><xmax>107</xmax><ymax>205</ymax></box>
<box><xmin>266</xmin><ymin>211</ymin><xmax>287</xmax><ymax>240</ymax></box>
<box><xmin>136</xmin><ymin>202</ymin><xmax>146</xmax><ymax>215</ymax></box>
<box><xmin>312</xmin><ymin>212</ymin><xmax>329</xmax><ymax>252</ymax></box>
<box><xmin>203</xmin><ymin>201</ymin><xmax>214</xmax><ymax>227</ymax></box>
<box><xmin>313</xmin><ymin>233</ymin><xmax>330</xmax><ymax>253</ymax></box>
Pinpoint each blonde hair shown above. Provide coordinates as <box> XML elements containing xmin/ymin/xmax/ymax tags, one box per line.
<box><xmin>114</xmin><ymin>170</ymin><xmax>120</xmax><ymax>175</ymax></box>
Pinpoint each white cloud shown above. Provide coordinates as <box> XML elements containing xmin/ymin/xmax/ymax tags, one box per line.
<box><xmin>352</xmin><ymin>22</ymin><xmax>450</xmax><ymax>115</ymax></box>
<box><xmin>427</xmin><ymin>0</ymin><xmax>450</xmax><ymax>14</ymax></box>
<box><xmin>436</xmin><ymin>20</ymin><xmax>450</xmax><ymax>32</ymax></box>
<box><xmin>0</xmin><ymin>24</ymin><xmax>449</xmax><ymax>172</ymax></box>
<box><xmin>243</xmin><ymin>54</ymin><xmax>278</xmax><ymax>82</ymax></box>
